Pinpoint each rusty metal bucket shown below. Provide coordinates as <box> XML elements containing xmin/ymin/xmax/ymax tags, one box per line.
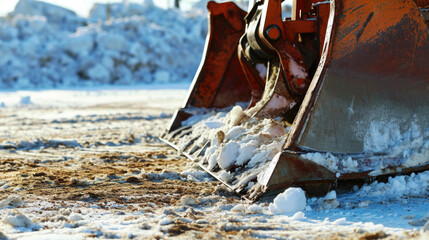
<box><xmin>168</xmin><ymin>1</ymin><xmax>251</xmax><ymax>131</ymax></box>
<box><xmin>163</xmin><ymin>0</ymin><xmax>429</xmax><ymax>201</ymax></box>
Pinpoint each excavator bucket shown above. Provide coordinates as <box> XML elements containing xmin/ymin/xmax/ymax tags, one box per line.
<box><xmin>163</xmin><ymin>0</ymin><xmax>429</xmax><ymax>201</ymax></box>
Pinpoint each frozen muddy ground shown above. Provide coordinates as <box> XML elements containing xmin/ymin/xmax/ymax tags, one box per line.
<box><xmin>0</xmin><ymin>87</ymin><xmax>428</xmax><ymax>239</ymax></box>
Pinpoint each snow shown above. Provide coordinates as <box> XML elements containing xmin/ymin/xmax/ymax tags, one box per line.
<box><xmin>317</xmin><ymin>191</ymin><xmax>340</xmax><ymax>210</ymax></box>
<box><xmin>2</xmin><ymin>210</ymin><xmax>36</xmax><ymax>229</ymax></box>
<box><xmin>0</xmin><ymin>0</ymin><xmax>207</xmax><ymax>89</ymax></box>
<box><xmin>174</xmin><ymin>105</ymin><xmax>288</xmax><ymax>194</ymax></box>
<box><xmin>219</xmin><ymin>170</ymin><xmax>231</xmax><ymax>182</ymax></box>
<box><xmin>288</xmin><ymin>55</ymin><xmax>308</xmax><ymax>80</ymax></box>
<box><xmin>69</xmin><ymin>213</ymin><xmax>84</xmax><ymax>222</ymax></box>
<box><xmin>179</xmin><ymin>196</ymin><xmax>197</xmax><ymax>206</ymax></box>
<box><xmin>159</xmin><ymin>216</ymin><xmax>173</xmax><ymax>225</ymax></box>
<box><xmin>269</xmin><ymin>187</ymin><xmax>307</xmax><ymax>214</ymax></box>
<box><xmin>291</xmin><ymin>211</ymin><xmax>306</xmax><ymax>220</ymax></box>
<box><xmin>301</xmin><ymin>118</ymin><xmax>429</xmax><ymax>174</ymax></box>
<box><xmin>0</xmin><ymin>196</ymin><xmax>23</xmax><ymax>208</ymax></box>
<box><xmin>356</xmin><ymin>171</ymin><xmax>429</xmax><ymax>198</ymax></box>
<box><xmin>217</xmin><ymin>142</ymin><xmax>240</xmax><ymax>170</ymax></box>
<box><xmin>0</xmin><ymin>88</ymin><xmax>428</xmax><ymax>239</ymax></box>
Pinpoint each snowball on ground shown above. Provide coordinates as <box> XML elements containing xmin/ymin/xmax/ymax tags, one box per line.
<box><xmin>269</xmin><ymin>188</ymin><xmax>307</xmax><ymax>214</ymax></box>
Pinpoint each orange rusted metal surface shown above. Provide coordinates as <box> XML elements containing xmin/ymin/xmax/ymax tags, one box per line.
<box><xmin>414</xmin><ymin>0</ymin><xmax>429</xmax><ymax>7</ymax></box>
<box><xmin>184</xmin><ymin>1</ymin><xmax>249</xmax><ymax>109</ymax></box>
<box><xmin>167</xmin><ymin>2</ymin><xmax>250</xmax><ymax>131</ymax></box>
<box><xmin>259</xmin><ymin>0</ymin><xmax>311</xmax><ymax>96</ymax></box>
<box><xmin>284</xmin><ymin>0</ymin><xmax>429</xmax><ymax>152</ymax></box>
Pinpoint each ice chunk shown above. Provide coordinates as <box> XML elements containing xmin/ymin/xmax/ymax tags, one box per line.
<box><xmin>332</xmin><ymin>217</ymin><xmax>347</xmax><ymax>225</ymax></box>
<box><xmin>247</xmin><ymin>151</ymin><xmax>269</xmax><ymax>168</ymax></box>
<box><xmin>67</xmin><ymin>34</ymin><xmax>94</xmax><ymax>56</ymax></box>
<box><xmin>261</xmin><ymin>119</ymin><xmax>286</xmax><ymax>137</ymax></box>
<box><xmin>324</xmin><ymin>190</ymin><xmax>337</xmax><ymax>200</ymax></box>
<box><xmin>301</xmin><ymin>152</ymin><xmax>339</xmax><ymax>172</ymax></box>
<box><xmin>153</xmin><ymin>71</ymin><xmax>170</xmax><ymax>83</ymax></box>
<box><xmin>179</xmin><ymin>195</ymin><xmax>197</xmax><ymax>206</ymax></box>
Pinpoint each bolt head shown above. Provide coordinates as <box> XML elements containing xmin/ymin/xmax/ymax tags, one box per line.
<box><xmin>264</xmin><ymin>25</ymin><xmax>281</xmax><ymax>42</ymax></box>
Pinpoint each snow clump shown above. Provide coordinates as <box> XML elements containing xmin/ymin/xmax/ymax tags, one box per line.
<box><xmin>269</xmin><ymin>187</ymin><xmax>307</xmax><ymax>214</ymax></box>
<box><xmin>317</xmin><ymin>190</ymin><xmax>340</xmax><ymax>210</ymax></box>
<box><xmin>0</xmin><ymin>196</ymin><xmax>23</xmax><ymax>208</ymax></box>
<box><xmin>2</xmin><ymin>210</ymin><xmax>37</xmax><ymax>229</ymax></box>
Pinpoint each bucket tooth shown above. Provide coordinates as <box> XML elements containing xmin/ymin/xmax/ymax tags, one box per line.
<box><xmin>246</xmin><ymin>151</ymin><xmax>336</xmax><ymax>201</ymax></box>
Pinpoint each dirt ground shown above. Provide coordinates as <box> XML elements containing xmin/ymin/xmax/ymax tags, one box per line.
<box><xmin>0</xmin><ymin>97</ymin><xmax>426</xmax><ymax>239</ymax></box>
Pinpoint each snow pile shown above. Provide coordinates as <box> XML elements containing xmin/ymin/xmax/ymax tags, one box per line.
<box><xmin>0</xmin><ymin>0</ymin><xmax>207</xmax><ymax>89</ymax></box>
<box><xmin>12</xmin><ymin>0</ymin><xmax>85</xmax><ymax>30</ymax></box>
<box><xmin>269</xmin><ymin>187</ymin><xmax>307</xmax><ymax>214</ymax></box>
<box><xmin>356</xmin><ymin>171</ymin><xmax>429</xmax><ymax>198</ymax></box>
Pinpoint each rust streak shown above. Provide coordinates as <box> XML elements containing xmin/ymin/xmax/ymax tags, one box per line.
<box><xmin>356</xmin><ymin>12</ymin><xmax>374</xmax><ymax>42</ymax></box>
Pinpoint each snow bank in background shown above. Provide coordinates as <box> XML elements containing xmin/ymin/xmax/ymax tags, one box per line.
<box><xmin>269</xmin><ymin>188</ymin><xmax>306</xmax><ymax>214</ymax></box>
<box><xmin>0</xmin><ymin>0</ymin><xmax>207</xmax><ymax>89</ymax></box>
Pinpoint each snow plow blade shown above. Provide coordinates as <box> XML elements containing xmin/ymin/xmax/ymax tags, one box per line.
<box><xmin>163</xmin><ymin>0</ymin><xmax>429</xmax><ymax>201</ymax></box>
